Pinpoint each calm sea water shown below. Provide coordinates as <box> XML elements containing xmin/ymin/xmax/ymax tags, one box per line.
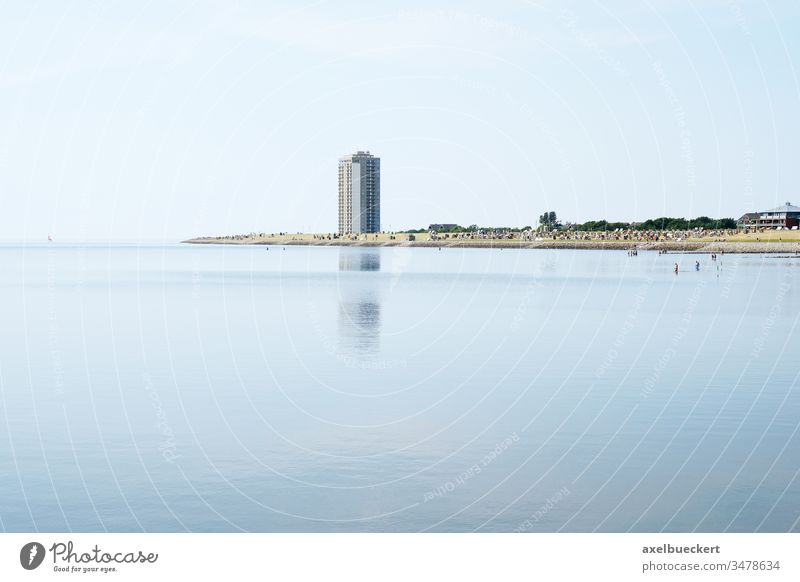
<box><xmin>0</xmin><ymin>243</ymin><xmax>798</xmax><ymax>532</ymax></box>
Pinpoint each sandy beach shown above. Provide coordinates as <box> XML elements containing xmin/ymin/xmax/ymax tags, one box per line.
<box><xmin>183</xmin><ymin>233</ymin><xmax>800</xmax><ymax>254</ymax></box>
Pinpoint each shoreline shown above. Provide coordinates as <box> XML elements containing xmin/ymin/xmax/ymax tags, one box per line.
<box><xmin>183</xmin><ymin>237</ymin><xmax>800</xmax><ymax>254</ymax></box>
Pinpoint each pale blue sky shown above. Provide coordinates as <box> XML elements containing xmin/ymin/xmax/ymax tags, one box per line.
<box><xmin>1</xmin><ymin>0</ymin><xmax>798</xmax><ymax>241</ymax></box>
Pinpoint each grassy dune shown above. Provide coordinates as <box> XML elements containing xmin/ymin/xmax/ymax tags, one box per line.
<box><xmin>184</xmin><ymin>230</ymin><xmax>800</xmax><ymax>254</ymax></box>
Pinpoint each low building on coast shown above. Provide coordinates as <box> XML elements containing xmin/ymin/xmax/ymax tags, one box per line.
<box><xmin>738</xmin><ymin>202</ymin><xmax>800</xmax><ymax>229</ymax></box>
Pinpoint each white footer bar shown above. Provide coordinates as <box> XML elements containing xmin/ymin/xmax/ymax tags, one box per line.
<box><xmin>1</xmin><ymin>533</ymin><xmax>796</xmax><ymax>581</ymax></box>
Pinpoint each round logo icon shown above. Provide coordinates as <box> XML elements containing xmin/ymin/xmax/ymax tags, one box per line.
<box><xmin>20</xmin><ymin>542</ymin><xmax>46</xmax><ymax>570</ymax></box>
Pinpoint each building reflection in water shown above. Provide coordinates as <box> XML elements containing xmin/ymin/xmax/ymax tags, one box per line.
<box><xmin>338</xmin><ymin>251</ymin><xmax>380</xmax><ymax>272</ymax></box>
<box><xmin>338</xmin><ymin>250</ymin><xmax>381</xmax><ymax>356</ymax></box>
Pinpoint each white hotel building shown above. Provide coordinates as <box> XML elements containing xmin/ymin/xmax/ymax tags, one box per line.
<box><xmin>338</xmin><ymin>151</ymin><xmax>380</xmax><ymax>235</ymax></box>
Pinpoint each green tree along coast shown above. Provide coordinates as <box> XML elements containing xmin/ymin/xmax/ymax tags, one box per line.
<box><xmin>575</xmin><ymin>216</ymin><xmax>737</xmax><ymax>231</ymax></box>
<box><xmin>407</xmin><ymin>215</ymin><xmax>737</xmax><ymax>234</ymax></box>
